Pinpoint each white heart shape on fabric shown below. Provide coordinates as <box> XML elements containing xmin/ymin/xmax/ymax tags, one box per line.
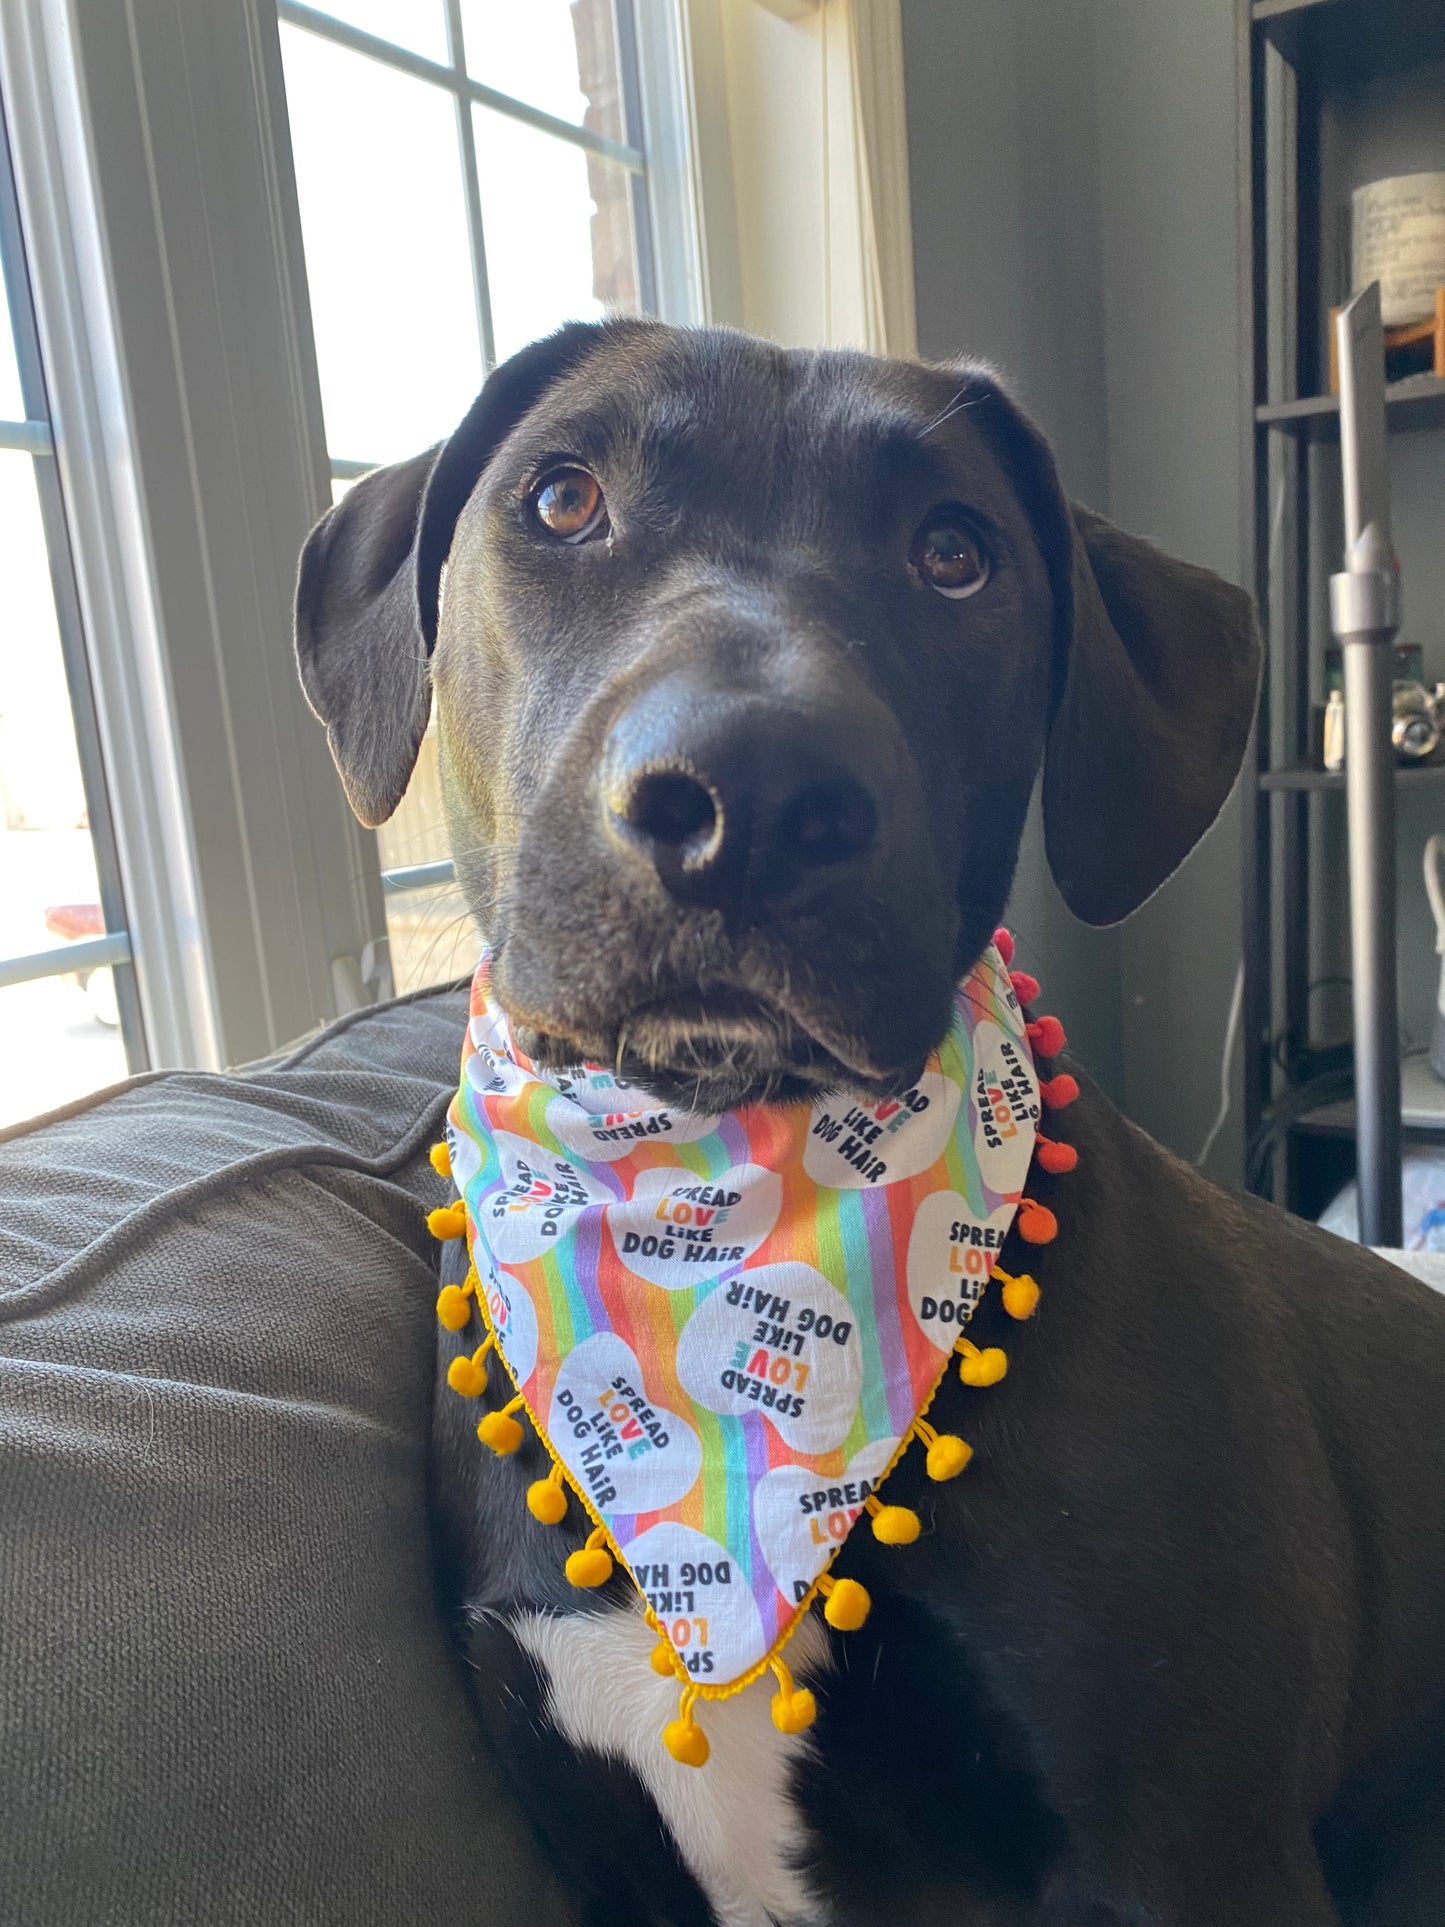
<box><xmin>549</xmin><ymin>1330</ymin><xmax>702</xmax><ymax>1517</ymax></box>
<box><xmin>674</xmin><ymin>1261</ymin><xmax>863</xmax><ymax>1456</ymax></box>
<box><xmin>446</xmin><ymin>1116</ymin><xmax>484</xmax><ymax>1190</ymax></box>
<box><xmin>904</xmin><ymin>1189</ymin><xmax>1012</xmax><ymax>1347</ymax></box>
<box><xmin>752</xmin><ymin>1436</ymin><xmax>899</xmax><ymax>1607</ymax></box>
<box><xmin>624</xmin><ymin>1519</ymin><xmax>766</xmax><ymax>1684</ymax></box>
<box><xmin>609</xmin><ymin>1163</ymin><xmax>783</xmax><ymax>1290</ymax></box>
<box><xmin>546</xmin><ymin>1081</ymin><xmax>721</xmax><ymax>1164</ymax></box>
<box><xmin>801</xmin><ymin>1070</ymin><xmax>960</xmax><ymax>1189</ymax></box>
<box><xmin>479</xmin><ymin>1130</ymin><xmax>613</xmax><ymax>1265</ymax></box>
<box><xmin>478</xmin><ymin>1257</ymin><xmax>539</xmax><ymax>1387</ymax></box>
<box><xmin>464</xmin><ymin>1038</ymin><xmax>532</xmax><ymax>1101</ymax></box>
<box><xmin>969</xmin><ymin>1019</ymin><xmax>1040</xmax><ymax>1174</ymax></box>
<box><xmin>469</xmin><ymin>1007</ymin><xmax>511</xmax><ymax>1056</ymax></box>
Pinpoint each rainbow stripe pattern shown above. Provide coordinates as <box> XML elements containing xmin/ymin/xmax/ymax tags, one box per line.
<box><xmin>447</xmin><ymin>943</ymin><xmax>1038</xmax><ymax>1692</ymax></box>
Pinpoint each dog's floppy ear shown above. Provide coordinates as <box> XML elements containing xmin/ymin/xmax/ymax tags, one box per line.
<box><xmin>294</xmin><ymin>320</ymin><xmax>641</xmax><ymax>826</ymax></box>
<box><xmin>969</xmin><ymin>374</ymin><xmax>1261</xmax><ymax>926</ymax></box>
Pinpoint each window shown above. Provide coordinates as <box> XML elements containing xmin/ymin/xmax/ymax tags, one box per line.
<box><xmin>278</xmin><ymin>0</ymin><xmax>657</xmax><ymax>994</ymax></box>
<box><xmin>0</xmin><ymin>102</ymin><xmax>142</xmax><ymax>1128</ymax></box>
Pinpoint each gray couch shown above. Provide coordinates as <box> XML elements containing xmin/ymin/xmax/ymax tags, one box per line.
<box><xmin>0</xmin><ymin>986</ymin><xmax>573</xmax><ymax>1926</ymax></box>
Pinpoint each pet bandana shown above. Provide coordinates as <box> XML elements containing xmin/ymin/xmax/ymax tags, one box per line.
<box><xmin>436</xmin><ymin>937</ymin><xmax>1071</xmax><ymax>1763</ymax></box>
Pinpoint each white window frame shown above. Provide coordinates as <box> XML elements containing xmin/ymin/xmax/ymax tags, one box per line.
<box><xmin>0</xmin><ymin>0</ymin><xmax>705</xmax><ymax>1069</ymax></box>
<box><xmin>0</xmin><ymin>0</ymin><xmax>908</xmax><ymax>1074</ymax></box>
<box><xmin>277</xmin><ymin>0</ymin><xmax>686</xmax><ymax>474</ymax></box>
<box><xmin>0</xmin><ymin>93</ymin><xmax>145</xmax><ymax>1059</ymax></box>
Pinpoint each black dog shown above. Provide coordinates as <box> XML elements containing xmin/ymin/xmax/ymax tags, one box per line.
<box><xmin>296</xmin><ymin>320</ymin><xmax>1445</xmax><ymax>1926</ymax></box>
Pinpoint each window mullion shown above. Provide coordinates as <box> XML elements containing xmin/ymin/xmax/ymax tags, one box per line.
<box><xmin>1</xmin><ymin>0</ymin><xmax>390</xmax><ymax>1068</ymax></box>
<box><xmin>0</xmin><ymin>71</ymin><xmax>148</xmax><ymax>1063</ymax></box>
<box><xmin>442</xmin><ymin>0</ymin><xmax>496</xmax><ymax>372</ymax></box>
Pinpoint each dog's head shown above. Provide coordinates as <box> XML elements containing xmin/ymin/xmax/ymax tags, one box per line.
<box><xmin>296</xmin><ymin>320</ymin><xmax>1257</xmax><ymax>1110</ymax></box>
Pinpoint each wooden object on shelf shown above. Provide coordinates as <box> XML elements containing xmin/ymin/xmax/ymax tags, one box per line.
<box><xmin>1329</xmin><ymin>287</ymin><xmax>1445</xmax><ymax>393</ymax></box>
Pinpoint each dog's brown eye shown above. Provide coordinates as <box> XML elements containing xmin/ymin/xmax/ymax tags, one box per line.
<box><xmin>911</xmin><ymin>515</ymin><xmax>990</xmax><ymax>599</ymax></box>
<box><xmin>532</xmin><ymin>466</ymin><xmax>607</xmax><ymax>542</ymax></box>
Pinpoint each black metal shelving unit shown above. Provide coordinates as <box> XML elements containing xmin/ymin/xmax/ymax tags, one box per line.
<box><xmin>1242</xmin><ymin>0</ymin><xmax>1445</xmax><ymax>1220</ymax></box>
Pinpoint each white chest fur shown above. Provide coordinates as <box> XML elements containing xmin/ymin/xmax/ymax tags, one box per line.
<box><xmin>509</xmin><ymin>1605</ymin><xmax>834</xmax><ymax>1927</ymax></box>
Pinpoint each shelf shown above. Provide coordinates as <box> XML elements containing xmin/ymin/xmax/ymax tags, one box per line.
<box><xmin>1251</xmin><ymin>0</ymin><xmax>1336</xmax><ymax>19</ymax></box>
<box><xmin>1260</xmin><ymin>764</ymin><xmax>1445</xmax><ymax>793</ymax></box>
<box><xmin>1256</xmin><ymin>375</ymin><xmax>1445</xmax><ymax>436</ymax></box>
<box><xmin>1253</xmin><ymin>0</ymin><xmax>1445</xmax><ymax>72</ymax></box>
<box><xmin>1294</xmin><ymin>1057</ymin><xmax>1445</xmax><ymax>1138</ymax></box>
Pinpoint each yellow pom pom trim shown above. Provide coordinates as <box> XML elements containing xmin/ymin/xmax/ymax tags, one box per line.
<box><xmin>662</xmin><ymin>1686</ymin><xmax>709</xmax><ymax>1767</ymax></box>
<box><xmin>447</xmin><ymin>1335</ymin><xmax>495</xmax><ymax>1398</ymax></box>
<box><xmin>526</xmin><ymin>1463</ymin><xmax>568</xmax><ymax>1525</ymax></box>
<box><xmin>650</xmin><ymin>1638</ymin><xmax>677</xmax><ymax>1677</ymax></box>
<box><xmin>769</xmin><ymin>1657</ymin><xmax>817</xmax><ymax>1734</ymax></box>
<box><xmin>996</xmin><ymin>1267</ymin><xmax>1041</xmax><ymax>1320</ymax></box>
<box><xmin>428</xmin><ymin>1140</ymin><xmax>452</xmax><ymax>1178</ymax></box>
<box><xmin>427</xmin><ymin>1200</ymin><xmax>468</xmax><ymax>1242</ymax></box>
<box><xmin>865</xmin><ymin>1496</ymin><xmax>921</xmax><ymax>1545</ymax></box>
<box><xmin>913</xmin><ymin>1417</ymin><xmax>973</xmax><ymax>1481</ymax></box>
<box><xmin>435</xmin><ymin>1281</ymin><xmax>474</xmax><ymax>1331</ymax></box>
<box><xmin>817</xmin><ymin>1571</ymin><xmax>870</xmax><ymax>1631</ymax></box>
<box><xmin>954</xmin><ymin>1335</ymin><xmax>1008</xmax><ymax>1386</ymax></box>
<box><xmin>565</xmin><ymin>1523</ymin><xmax>615</xmax><ymax>1589</ymax></box>
<box><xmin>477</xmin><ymin>1393</ymin><xmax>526</xmax><ymax>1457</ymax></box>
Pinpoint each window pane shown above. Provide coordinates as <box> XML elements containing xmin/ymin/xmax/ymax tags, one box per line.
<box><xmin>298</xmin><ymin>0</ymin><xmax>448</xmax><ymax>64</ymax></box>
<box><xmin>474</xmin><ymin>108</ymin><xmax>638</xmax><ymax>363</ymax></box>
<box><xmin>0</xmin><ymin>242</ymin><xmax>24</xmax><ymax>420</ymax></box>
<box><xmin>375</xmin><ymin>723</ymin><xmax>479</xmax><ymax>994</ymax></box>
<box><xmin>0</xmin><ymin>451</ymin><xmax>127</xmax><ymax>1126</ymax></box>
<box><xmin>280</xmin><ymin>27</ymin><xmax>483</xmax><ymax>462</ymax></box>
<box><xmin>460</xmin><ymin>0</ymin><xmax>625</xmax><ymax>145</ymax></box>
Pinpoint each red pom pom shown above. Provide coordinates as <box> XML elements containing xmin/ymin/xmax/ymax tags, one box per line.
<box><xmin>1041</xmin><ymin>1073</ymin><xmax>1079</xmax><ymax>1110</ymax></box>
<box><xmin>1010</xmin><ymin>970</ymin><xmax>1041</xmax><ymax>1006</ymax></box>
<box><xmin>1017</xmin><ymin>1198</ymin><xmax>1058</xmax><ymax>1245</ymax></box>
<box><xmin>1036</xmin><ymin>1136</ymin><xmax>1078</xmax><ymax>1175</ymax></box>
<box><xmin>1026</xmin><ymin>1015</ymin><xmax>1067</xmax><ymax>1058</ymax></box>
<box><xmin>992</xmin><ymin>927</ymin><xmax>1015</xmax><ymax>965</ymax></box>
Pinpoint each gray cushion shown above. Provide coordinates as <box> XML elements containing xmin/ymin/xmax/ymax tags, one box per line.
<box><xmin>0</xmin><ymin>987</ymin><xmax>573</xmax><ymax>1926</ymax></box>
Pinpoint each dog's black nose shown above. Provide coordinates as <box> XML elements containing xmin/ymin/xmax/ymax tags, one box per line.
<box><xmin>603</xmin><ymin>681</ymin><xmax>882</xmax><ymax>915</ymax></box>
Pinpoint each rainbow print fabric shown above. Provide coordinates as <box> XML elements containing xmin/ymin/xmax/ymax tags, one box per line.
<box><xmin>447</xmin><ymin>945</ymin><xmax>1038</xmax><ymax>1690</ymax></box>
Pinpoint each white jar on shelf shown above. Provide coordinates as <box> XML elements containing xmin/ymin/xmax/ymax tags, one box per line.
<box><xmin>1352</xmin><ymin>172</ymin><xmax>1445</xmax><ymax>329</ymax></box>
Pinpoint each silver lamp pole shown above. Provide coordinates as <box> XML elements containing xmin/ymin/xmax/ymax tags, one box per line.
<box><xmin>1329</xmin><ymin>284</ymin><xmax>1403</xmax><ymax>1247</ymax></box>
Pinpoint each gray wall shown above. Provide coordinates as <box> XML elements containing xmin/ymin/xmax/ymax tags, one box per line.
<box><xmin>903</xmin><ymin>0</ymin><xmax>1249</xmax><ymax>1182</ymax></box>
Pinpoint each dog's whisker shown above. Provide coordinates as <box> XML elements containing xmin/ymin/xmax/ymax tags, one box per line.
<box><xmin>915</xmin><ymin>379</ymin><xmax>986</xmax><ymax>440</ymax></box>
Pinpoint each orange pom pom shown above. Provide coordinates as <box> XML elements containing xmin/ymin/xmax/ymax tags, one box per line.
<box><xmin>565</xmin><ymin>1546</ymin><xmax>613</xmax><ymax>1587</ymax></box>
<box><xmin>566</xmin><ymin>1525</ymin><xmax>614</xmax><ymax>1589</ymax></box>
<box><xmin>1036</xmin><ymin>1135</ymin><xmax>1078</xmax><ymax>1175</ymax></box>
<box><xmin>957</xmin><ymin>1344</ymin><xmax>1008</xmax><ymax>1388</ymax></box>
<box><xmin>447</xmin><ymin>1354</ymin><xmax>487</xmax><ymax>1397</ymax></box>
<box><xmin>428</xmin><ymin>1140</ymin><xmax>452</xmax><ymax>1178</ymax></box>
<box><xmin>1041</xmin><ymin>1073</ymin><xmax>1079</xmax><ymax>1110</ymax></box>
<box><xmin>926</xmin><ymin>1432</ymin><xmax>974</xmax><ymax>1479</ymax></box>
<box><xmin>477</xmin><ymin>1411</ymin><xmax>524</xmax><ymax>1456</ymax></box>
<box><xmin>771</xmin><ymin>1684</ymin><xmax>817</xmax><ymax>1734</ymax></box>
<box><xmin>1000</xmin><ymin>1271</ymin><xmax>1041</xmax><ymax>1320</ymax></box>
<box><xmin>869</xmin><ymin>1502</ymin><xmax>921</xmax><ymax>1545</ymax></box>
<box><xmin>526</xmin><ymin>1476</ymin><xmax>568</xmax><ymax>1525</ymax></box>
<box><xmin>427</xmin><ymin>1200</ymin><xmax>468</xmax><ymax>1242</ymax></box>
<box><xmin>1026</xmin><ymin>1015</ymin><xmax>1066</xmax><ymax>1057</ymax></box>
<box><xmin>1010</xmin><ymin>970</ymin><xmax>1040</xmax><ymax>1005</ymax></box>
<box><xmin>1017</xmin><ymin>1198</ymin><xmax>1057</xmax><ymax>1245</ymax></box>
<box><xmin>821</xmin><ymin>1576</ymin><xmax>871</xmax><ymax>1631</ymax></box>
<box><xmin>435</xmin><ymin>1284</ymin><xmax>472</xmax><ymax>1331</ymax></box>
<box><xmin>662</xmin><ymin>1713</ymin><xmax>709</xmax><ymax>1767</ymax></box>
<box><xmin>992</xmin><ymin>926</ymin><xmax>1015</xmax><ymax>965</ymax></box>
